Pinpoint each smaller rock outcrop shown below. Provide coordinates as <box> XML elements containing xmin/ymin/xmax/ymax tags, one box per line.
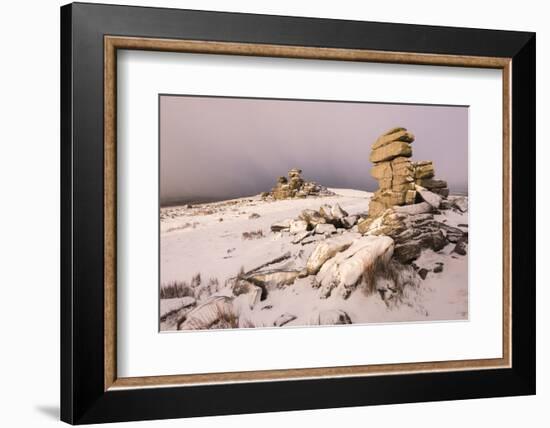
<box><xmin>263</xmin><ymin>168</ymin><xmax>334</xmax><ymax>200</ymax></box>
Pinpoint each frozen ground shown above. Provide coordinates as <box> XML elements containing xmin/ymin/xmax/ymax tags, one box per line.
<box><xmin>160</xmin><ymin>188</ymin><xmax>468</xmax><ymax>330</ymax></box>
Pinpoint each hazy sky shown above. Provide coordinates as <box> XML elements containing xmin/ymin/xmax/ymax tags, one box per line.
<box><xmin>160</xmin><ymin>95</ymin><xmax>468</xmax><ymax>205</ymax></box>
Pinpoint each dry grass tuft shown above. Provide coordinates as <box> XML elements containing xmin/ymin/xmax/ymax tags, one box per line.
<box><xmin>242</xmin><ymin>229</ymin><xmax>264</xmax><ymax>240</ymax></box>
<box><xmin>160</xmin><ymin>281</ymin><xmax>195</xmax><ymax>299</ymax></box>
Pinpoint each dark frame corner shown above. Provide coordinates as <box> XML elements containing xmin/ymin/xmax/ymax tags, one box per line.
<box><xmin>61</xmin><ymin>2</ymin><xmax>535</xmax><ymax>424</ymax></box>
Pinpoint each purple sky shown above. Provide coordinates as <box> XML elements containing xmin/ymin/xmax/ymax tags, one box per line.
<box><xmin>160</xmin><ymin>95</ymin><xmax>468</xmax><ymax>205</ymax></box>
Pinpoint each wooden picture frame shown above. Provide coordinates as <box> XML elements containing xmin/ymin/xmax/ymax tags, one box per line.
<box><xmin>61</xmin><ymin>2</ymin><xmax>535</xmax><ymax>424</ymax></box>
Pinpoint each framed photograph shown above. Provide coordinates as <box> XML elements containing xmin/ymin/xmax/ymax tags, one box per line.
<box><xmin>61</xmin><ymin>2</ymin><xmax>536</xmax><ymax>424</ymax></box>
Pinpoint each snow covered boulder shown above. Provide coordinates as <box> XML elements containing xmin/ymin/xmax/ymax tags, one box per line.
<box><xmin>299</xmin><ymin>209</ymin><xmax>327</xmax><ymax>227</ymax></box>
<box><xmin>289</xmin><ymin>219</ymin><xmax>309</xmax><ymax>235</ymax></box>
<box><xmin>309</xmin><ymin>309</ymin><xmax>352</xmax><ymax>325</ymax></box>
<box><xmin>318</xmin><ymin>204</ymin><xmax>335</xmax><ymax>222</ymax></box>
<box><xmin>415</xmin><ymin>185</ymin><xmax>442</xmax><ymax>209</ymax></box>
<box><xmin>316</xmin><ymin>235</ymin><xmax>394</xmax><ymax>299</ymax></box>
<box><xmin>452</xmin><ymin>196</ymin><xmax>468</xmax><ymax>213</ymax></box>
<box><xmin>314</xmin><ymin>223</ymin><xmax>337</xmax><ymax>235</ymax></box>
<box><xmin>393</xmin><ymin>202</ymin><xmax>433</xmax><ymax>215</ymax></box>
<box><xmin>270</xmin><ymin>218</ymin><xmax>292</xmax><ymax>232</ymax></box>
<box><xmin>231</xmin><ymin>279</ymin><xmax>264</xmax><ymax>308</ymax></box>
<box><xmin>341</xmin><ymin>215</ymin><xmax>358</xmax><ymax>228</ymax></box>
<box><xmin>274</xmin><ymin>313</ymin><xmax>297</xmax><ymax>327</ymax></box>
<box><xmin>291</xmin><ymin>230</ymin><xmax>312</xmax><ymax>244</ymax></box>
<box><xmin>247</xmin><ymin>270</ymin><xmax>302</xmax><ymax>289</ymax></box>
<box><xmin>330</xmin><ymin>203</ymin><xmax>348</xmax><ymax>219</ymax></box>
<box><xmin>306</xmin><ymin>233</ymin><xmax>361</xmax><ymax>275</ymax></box>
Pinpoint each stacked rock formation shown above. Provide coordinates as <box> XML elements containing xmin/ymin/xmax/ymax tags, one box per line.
<box><xmin>368</xmin><ymin>127</ymin><xmax>417</xmax><ymax>217</ymax></box>
<box><xmin>368</xmin><ymin>127</ymin><xmax>450</xmax><ymax>217</ymax></box>
<box><xmin>264</xmin><ymin>168</ymin><xmax>333</xmax><ymax>200</ymax></box>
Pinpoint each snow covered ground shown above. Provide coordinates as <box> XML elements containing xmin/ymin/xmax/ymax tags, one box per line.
<box><xmin>160</xmin><ymin>188</ymin><xmax>468</xmax><ymax>331</ymax></box>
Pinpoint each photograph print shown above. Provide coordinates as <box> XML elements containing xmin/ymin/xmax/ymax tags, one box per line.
<box><xmin>159</xmin><ymin>95</ymin><xmax>469</xmax><ymax>331</ymax></box>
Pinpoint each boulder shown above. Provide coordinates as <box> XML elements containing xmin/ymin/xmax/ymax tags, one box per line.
<box><xmin>342</xmin><ymin>215</ymin><xmax>358</xmax><ymax>228</ymax></box>
<box><xmin>331</xmin><ymin>203</ymin><xmax>348</xmax><ymax>219</ymax></box>
<box><xmin>416</xmin><ymin>178</ymin><xmax>448</xmax><ymax>189</ymax></box>
<box><xmin>437</xmin><ymin>223</ymin><xmax>466</xmax><ymax>243</ymax></box>
<box><xmin>432</xmin><ymin>187</ymin><xmax>450</xmax><ymax>198</ymax></box>
<box><xmin>414</xmin><ymin>161</ymin><xmax>435</xmax><ymax>179</ymax></box>
<box><xmin>305</xmin><ymin>233</ymin><xmax>361</xmax><ymax>275</ymax></box>
<box><xmin>309</xmin><ymin>309</ymin><xmax>352</xmax><ymax>325</ymax></box>
<box><xmin>369</xmin><ymin>141</ymin><xmax>412</xmax><ymax>163</ymax></box>
<box><xmin>358</xmin><ymin>209</ymin><xmax>407</xmax><ymax>237</ymax></box>
<box><xmin>453</xmin><ymin>237</ymin><xmax>468</xmax><ymax>255</ymax></box>
<box><xmin>372</xmin><ymin>128</ymin><xmax>414</xmax><ymax>150</ymax></box>
<box><xmin>393</xmin><ymin>202</ymin><xmax>433</xmax><ymax>215</ymax></box>
<box><xmin>416</xmin><ymin>185</ymin><xmax>442</xmax><ymax>209</ymax></box>
<box><xmin>289</xmin><ymin>219</ymin><xmax>309</xmax><ymax>235</ymax></box>
<box><xmin>393</xmin><ymin>242</ymin><xmax>422</xmax><ymax>263</ymax></box>
<box><xmin>316</xmin><ymin>235</ymin><xmax>394</xmax><ymax>298</ymax></box>
<box><xmin>274</xmin><ymin>313</ymin><xmax>297</xmax><ymax>327</ymax></box>
<box><xmin>318</xmin><ymin>204</ymin><xmax>335</xmax><ymax>222</ymax></box>
<box><xmin>292</xmin><ymin>230</ymin><xmax>313</xmax><ymax>244</ymax></box>
<box><xmin>270</xmin><ymin>218</ymin><xmax>292</xmax><ymax>232</ymax></box>
<box><xmin>315</xmin><ymin>223</ymin><xmax>337</xmax><ymax>235</ymax></box>
<box><xmin>452</xmin><ymin>196</ymin><xmax>468</xmax><ymax>212</ymax></box>
<box><xmin>299</xmin><ymin>209</ymin><xmax>327</xmax><ymax>226</ymax></box>
<box><xmin>233</xmin><ymin>285</ymin><xmax>263</xmax><ymax>310</ymax></box>
<box><xmin>248</xmin><ymin>270</ymin><xmax>302</xmax><ymax>289</ymax></box>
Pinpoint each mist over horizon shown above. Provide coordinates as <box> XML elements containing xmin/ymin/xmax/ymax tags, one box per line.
<box><xmin>160</xmin><ymin>96</ymin><xmax>468</xmax><ymax>206</ymax></box>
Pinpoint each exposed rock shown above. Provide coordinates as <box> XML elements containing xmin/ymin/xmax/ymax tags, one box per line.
<box><xmin>416</xmin><ymin>185</ymin><xmax>442</xmax><ymax>209</ymax></box>
<box><xmin>292</xmin><ymin>230</ymin><xmax>313</xmax><ymax>244</ymax></box>
<box><xmin>413</xmin><ymin>161</ymin><xmax>435</xmax><ymax>179</ymax></box>
<box><xmin>394</xmin><ymin>242</ymin><xmax>422</xmax><ymax>264</ymax></box>
<box><xmin>306</xmin><ymin>233</ymin><xmax>361</xmax><ymax>275</ymax></box>
<box><xmin>342</xmin><ymin>215</ymin><xmax>358</xmax><ymax>228</ymax></box>
<box><xmin>233</xmin><ymin>285</ymin><xmax>263</xmax><ymax>310</ymax></box>
<box><xmin>318</xmin><ymin>204</ymin><xmax>335</xmax><ymax>222</ymax></box>
<box><xmin>433</xmin><ymin>263</ymin><xmax>444</xmax><ymax>273</ymax></box>
<box><xmin>316</xmin><ymin>235</ymin><xmax>394</xmax><ymax>299</ymax></box>
<box><xmin>416</xmin><ymin>178</ymin><xmax>448</xmax><ymax>189</ymax></box>
<box><xmin>370</xmin><ymin>141</ymin><xmax>413</xmax><ymax>163</ymax></box>
<box><xmin>453</xmin><ymin>237</ymin><xmax>468</xmax><ymax>255</ymax></box>
<box><xmin>300</xmin><ymin>235</ymin><xmax>324</xmax><ymax>246</ymax></box>
<box><xmin>452</xmin><ymin>196</ymin><xmax>469</xmax><ymax>212</ymax></box>
<box><xmin>418</xmin><ymin>268</ymin><xmax>429</xmax><ymax>280</ymax></box>
<box><xmin>393</xmin><ymin>202</ymin><xmax>433</xmax><ymax>215</ymax></box>
<box><xmin>373</xmin><ymin>128</ymin><xmax>414</xmax><ymax>150</ymax></box>
<box><xmin>331</xmin><ymin>203</ymin><xmax>348</xmax><ymax>219</ymax></box>
<box><xmin>274</xmin><ymin>313</ymin><xmax>297</xmax><ymax>327</ymax></box>
<box><xmin>247</xmin><ymin>270</ymin><xmax>302</xmax><ymax>289</ymax></box>
<box><xmin>289</xmin><ymin>219</ymin><xmax>309</xmax><ymax>235</ymax></box>
<box><xmin>432</xmin><ymin>187</ymin><xmax>450</xmax><ymax>198</ymax></box>
<box><xmin>437</xmin><ymin>223</ymin><xmax>466</xmax><ymax>243</ymax></box>
<box><xmin>309</xmin><ymin>309</ymin><xmax>352</xmax><ymax>325</ymax></box>
<box><xmin>299</xmin><ymin>209</ymin><xmax>327</xmax><ymax>226</ymax></box>
<box><xmin>315</xmin><ymin>223</ymin><xmax>337</xmax><ymax>235</ymax></box>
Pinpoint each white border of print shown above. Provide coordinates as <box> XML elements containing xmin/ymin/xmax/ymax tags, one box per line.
<box><xmin>116</xmin><ymin>50</ymin><xmax>502</xmax><ymax>378</ymax></box>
